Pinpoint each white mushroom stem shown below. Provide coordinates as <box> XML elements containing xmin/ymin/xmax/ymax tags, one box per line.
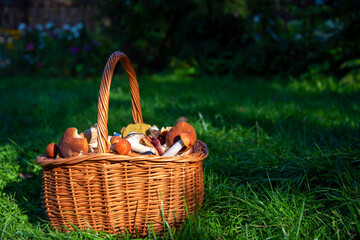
<box><xmin>125</xmin><ymin>133</ymin><xmax>156</xmax><ymax>154</ymax></box>
<box><xmin>131</xmin><ymin>143</ymin><xmax>155</xmax><ymax>154</ymax></box>
<box><xmin>162</xmin><ymin>139</ymin><xmax>185</xmax><ymax>157</ymax></box>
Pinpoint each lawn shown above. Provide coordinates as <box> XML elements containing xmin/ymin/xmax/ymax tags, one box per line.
<box><xmin>0</xmin><ymin>72</ymin><xmax>359</xmax><ymax>239</ymax></box>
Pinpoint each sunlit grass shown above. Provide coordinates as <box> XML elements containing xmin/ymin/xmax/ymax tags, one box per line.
<box><xmin>0</xmin><ymin>73</ymin><xmax>359</xmax><ymax>239</ymax></box>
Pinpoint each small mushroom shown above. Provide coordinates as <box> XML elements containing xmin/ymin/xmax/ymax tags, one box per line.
<box><xmin>149</xmin><ymin>125</ymin><xmax>160</xmax><ymax>138</ymax></box>
<box><xmin>151</xmin><ymin>137</ymin><xmax>164</xmax><ymax>156</ymax></box>
<box><xmin>45</xmin><ymin>143</ymin><xmax>58</xmax><ymax>158</ymax></box>
<box><xmin>163</xmin><ymin>133</ymin><xmax>192</xmax><ymax>157</ymax></box>
<box><xmin>116</xmin><ymin>139</ymin><xmax>131</xmax><ymax>155</ymax></box>
<box><xmin>58</xmin><ymin>127</ymin><xmax>89</xmax><ymax>158</ymax></box>
<box><xmin>109</xmin><ymin>138</ymin><xmax>131</xmax><ymax>155</ymax></box>
<box><xmin>110</xmin><ymin>136</ymin><xmax>122</xmax><ymax>144</ymax></box>
<box><xmin>165</xmin><ymin>121</ymin><xmax>196</xmax><ymax>153</ymax></box>
<box><xmin>125</xmin><ymin>133</ymin><xmax>157</xmax><ymax>154</ymax></box>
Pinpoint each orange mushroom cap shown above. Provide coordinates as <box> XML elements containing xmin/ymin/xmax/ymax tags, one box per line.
<box><xmin>166</xmin><ymin>121</ymin><xmax>197</xmax><ymax>153</ymax></box>
<box><xmin>58</xmin><ymin>127</ymin><xmax>89</xmax><ymax>158</ymax></box>
<box><xmin>45</xmin><ymin>143</ymin><xmax>58</xmax><ymax>158</ymax></box>
<box><xmin>180</xmin><ymin>133</ymin><xmax>192</xmax><ymax>148</ymax></box>
<box><xmin>115</xmin><ymin>138</ymin><xmax>131</xmax><ymax>155</ymax></box>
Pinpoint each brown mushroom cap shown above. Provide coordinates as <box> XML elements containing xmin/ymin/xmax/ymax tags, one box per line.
<box><xmin>110</xmin><ymin>136</ymin><xmax>122</xmax><ymax>145</ymax></box>
<box><xmin>45</xmin><ymin>143</ymin><xmax>58</xmax><ymax>158</ymax></box>
<box><xmin>58</xmin><ymin>127</ymin><xmax>89</xmax><ymax>158</ymax></box>
<box><xmin>180</xmin><ymin>133</ymin><xmax>192</xmax><ymax>148</ymax></box>
<box><xmin>166</xmin><ymin>121</ymin><xmax>197</xmax><ymax>153</ymax></box>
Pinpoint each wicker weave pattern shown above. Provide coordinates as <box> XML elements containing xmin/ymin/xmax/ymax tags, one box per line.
<box><xmin>97</xmin><ymin>51</ymin><xmax>143</xmax><ymax>153</ymax></box>
<box><xmin>36</xmin><ymin>52</ymin><xmax>208</xmax><ymax>235</ymax></box>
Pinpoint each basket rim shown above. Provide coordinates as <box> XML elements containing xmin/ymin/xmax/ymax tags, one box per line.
<box><xmin>36</xmin><ymin>140</ymin><xmax>208</xmax><ymax>168</ymax></box>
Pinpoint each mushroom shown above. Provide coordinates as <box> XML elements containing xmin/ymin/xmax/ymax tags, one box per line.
<box><xmin>158</xmin><ymin>126</ymin><xmax>172</xmax><ymax>145</ymax></box>
<box><xmin>163</xmin><ymin>133</ymin><xmax>192</xmax><ymax>157</ymax></box>
<box><xmin>165</xmin><ymin>121</ymin><xmax>196</xmax><ymax>153</ymax></box>
<box><xmin>151</xmin><ymin>137</ymin><xmax>164</xmax><ymax>156</ymax></box>
<box><xmin>181</xmin><ymin>145</ymin><xmax>194</xmax><ymax>156</ymax></box>
<box><xmin>125</xmin><ymin>133</ymin><xmax>157</xmax><ymax>154</ymax></box>
<box><xmin>122</xmin><ymin>123</ymin><xmax>152</xmax><ymax>137</ymax></box>
<box><xmin>109</xmin><ymin>138</ymin><xmax>131</xmax><ymax>155</ymax></box>
<box><xmin>116</xmin><ymin>139</ymin><xmax>131</xmax><ymax>155</ymax></box>
<box><xmin>149</xmin><ymin>125</ymin><xmax>160</xmax><ymax>138</ymax></box>
<box><xmin>110</xmin><ymin>136</ymin><xmax>122</xmax><ymax>145</ymax></box>
<box><xmin>45</xmin><ymin>143</ymin><xmax>58</xmax><ymax>158</ymax></box>
<box><xmin>58</xmin><ymin>127</ymin><xmax>89</xmax><ymax>158</ymax></box>
<box><xmin>80</xmin><ymin>124</ymin><xmax>98</xmax><ymax>148</ymax></box>
<box><xmin>141</xmin><ymin>136</ymin><xmax>160</xmax><ymax>155</ymax></box>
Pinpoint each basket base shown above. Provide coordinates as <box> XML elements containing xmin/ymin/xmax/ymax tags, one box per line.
<box><xmin>42</xmin><ymin>158</ymin><xmax>204</xmax><ymax>236</ymax></box>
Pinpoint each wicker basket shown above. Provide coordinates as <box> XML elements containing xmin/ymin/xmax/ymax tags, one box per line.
<box><xmin>35</xmin><ymin>51</ymin><xmax>209</xmax><ymax>236</ymax></box>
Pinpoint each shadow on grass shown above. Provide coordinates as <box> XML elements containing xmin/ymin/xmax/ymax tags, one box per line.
<box><xmin>137</xmin><ymin>74</ymin><xmax>360</xmax><ymax>191</ymax></box>
<box><xmin>4</xmin><ymin>171</ymin><xmax>45</xmax><ymax>223</ymax></box>
<box><xmin>1</xmin><ymin>74</ymin><xmax>359</xmax><ymax>232</ymax></box>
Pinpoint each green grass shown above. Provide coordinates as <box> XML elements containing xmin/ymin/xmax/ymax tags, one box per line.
<box><xmin>0</xmin><ymin>72</ymin><xmax>359</xmax><ymax>239</ymax></box>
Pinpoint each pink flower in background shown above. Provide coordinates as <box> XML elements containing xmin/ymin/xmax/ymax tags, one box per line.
<box><xmin>26</xmin><ymin>42</ymin><xmax>35</xmax><ymax>51</ymax></box>
<box><xmin>71</xmin><ymin>46</ymin><xmax>80</xmax><ymax>53</ymax></box>
<box><xmin>37</xmin><ymin>62</ymin><xmax>44</xmax><ymax>68</ymax></box>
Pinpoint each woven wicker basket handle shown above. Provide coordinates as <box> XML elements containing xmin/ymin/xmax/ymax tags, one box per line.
<box><xmin>97</xmin><ymin>51</ymin><xmax>143</xmax><ymax>153</ymax></box>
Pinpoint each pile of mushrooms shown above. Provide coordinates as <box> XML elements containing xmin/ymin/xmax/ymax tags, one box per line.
<box><xmin>45</xmin><ymin>121</ymin><xmax>197</xmax><ymax>159</ymax></box>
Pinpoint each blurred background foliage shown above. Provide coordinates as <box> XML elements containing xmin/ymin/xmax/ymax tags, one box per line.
<box><xmin>1</xmin><ymin>0</ymin><xmax>359</xmax><ymax>80</ymax></box>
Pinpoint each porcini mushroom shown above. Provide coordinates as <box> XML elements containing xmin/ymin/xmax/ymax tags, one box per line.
<box><xmin>45</xmin><ymin>143</ymin><xmax>58</xmax><ymax>158</ymax></box>
<box><xmin>165</xmin><ymin>121</ymin><xmax>197</xmax><ymax>153</ymax></box>
<box><xmin>58</xmin><ymin>127</ymin><xmax>89</xmax><ymax>158</ymax></box>
<box><xmin>163</xmin><ymin>133</ymin><xmax>192</xmax><ymax>157</ymax></box>
<box><xmin>125</xmin><ymin>133</ymin><xmax>157</xmax><ymax>154</ymax></box>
